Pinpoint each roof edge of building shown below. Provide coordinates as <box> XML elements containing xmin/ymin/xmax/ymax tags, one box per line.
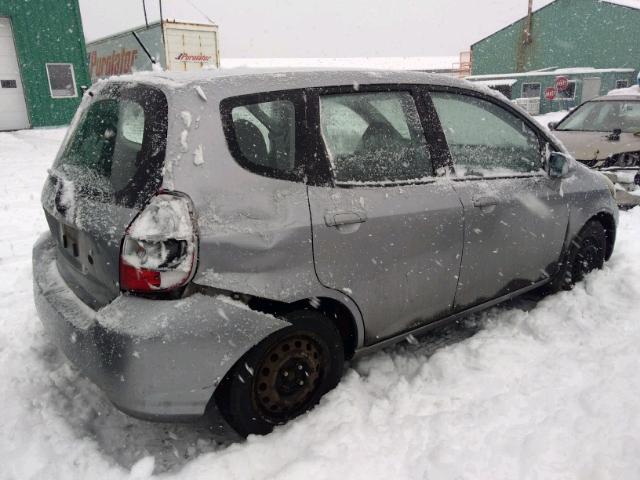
<box><xmin>86</xmin><ymin>19</ymin><xmax>217</xmax><ymax>45</ymax></box>
<box><xmin>467</xmin><ymin>67</ymin><xmax>636</xmax><ymax>80</ymax></box>
<box><xmin>471</xmin><ymin>0</ymin><xmax>640</xmax><ymax>49</ymax></box>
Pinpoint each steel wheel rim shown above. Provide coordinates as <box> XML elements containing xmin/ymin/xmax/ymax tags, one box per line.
<box><xmin>575</xmin><ymin>239</ymin><xmax>600</xmax><ymax>279</ymax></box>
<box><xmin>253</xmin><ymin>333</ymin><xmax>324</xmax><ymax>420</ymax></box>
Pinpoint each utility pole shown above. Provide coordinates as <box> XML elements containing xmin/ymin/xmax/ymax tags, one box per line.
<box><xmin>517</xmin><ymin>0</ymin><xmax>534</xmax><ymax>71</ymax></box>
<box><xmin>142</xmin><ymin>0</ymin><xmax>149</xmax><ymax>28</ymax></box>
<box><xmin>524</xmin><ymin>0</ymin><xmax>534</xmax><ymax>44</ymax></box>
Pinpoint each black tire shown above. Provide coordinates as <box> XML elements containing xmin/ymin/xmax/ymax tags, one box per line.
<box><xmin>549</xmin><ymin>220</ymin><xmax>606</xmax><ymax>291</ymax></box>
<box><xmin>214</xmin><ymin>310</ymin><xmax>344</xmax><ymax>437</ymax></box>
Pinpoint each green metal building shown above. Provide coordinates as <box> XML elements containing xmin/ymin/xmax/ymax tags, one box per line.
<box><xmin>467</xmin><ymin>0</ymin><xmax>640</xmax><ymax>114</ymax></box>
<box><xmin>0</xmin><ymin>0</ymin><xmax>90</xmax><ymax>130</ymax></box>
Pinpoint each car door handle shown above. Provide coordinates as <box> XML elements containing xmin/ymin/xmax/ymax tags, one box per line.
<box><xmin>472</xmin><ymin>196</ymin><xmax>498</xmax><ymax>208</ymax></box>
<box><xmin>324</xmin><ymin>212</ymin><xmax>367</xmax><ymax>227</ymax></box>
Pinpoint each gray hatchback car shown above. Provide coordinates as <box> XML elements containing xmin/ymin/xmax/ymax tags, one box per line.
<box><xmin>33</xmin><ymin>69</ymin><xmax>618</xmax><ymax>437</ymax></box>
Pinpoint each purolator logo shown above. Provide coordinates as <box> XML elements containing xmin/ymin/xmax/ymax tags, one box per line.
<box><xmin>175</xmin><ymin>52</ymin><xmax>212</xmax><ymax>63</ymax></box>
<box><xmin>89</xmin><ymin>49</ymin><xmax>138</xmax><ymax>80</ymax></box>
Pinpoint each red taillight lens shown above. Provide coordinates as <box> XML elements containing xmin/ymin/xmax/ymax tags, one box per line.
<box><xmin>119</xmin><ymin>192</ymin><xmax>197</xmax><ymax>293</ymax></box>
<box><xmin>119</xmin><ymin>260</ymin><xmax>162</xmax><ymax>292</ymax></box>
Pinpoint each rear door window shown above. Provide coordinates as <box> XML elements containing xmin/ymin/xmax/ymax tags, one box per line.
<box><xmin>429</xmin><ymin>91</ymin><xmax>543</xmax><ymax>177</ymax></box>
<box><xmin>319</xmin><ymin>91</ymin><xmax>432</xmax><ymax>183</ymax></box>
<box><xmin>53</xmin><ymin>84</ymin><xmax>167</xmax><ymax>208</ymax></box>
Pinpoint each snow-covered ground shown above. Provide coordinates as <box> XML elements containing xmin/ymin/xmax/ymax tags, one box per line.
<box><xmin>3</xmin><ymin>127</ymin><xmax>640</xmax><ymax>480</ymax></box>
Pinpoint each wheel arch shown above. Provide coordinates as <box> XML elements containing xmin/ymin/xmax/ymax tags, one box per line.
<box><xmin>209</xmin><ymin>303</ymin><xmax>350</xmax><ymax>436</ymax></box>
<box><xmin>247</xmin><ymin>295</ymin><xmax>361</xmax><ymax>360</ymax></box>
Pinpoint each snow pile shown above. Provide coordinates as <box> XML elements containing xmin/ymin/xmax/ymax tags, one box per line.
<box><xmin>3</xmin><ymin>128</ymin><xmax>640</xmax><ymax>479</ymax></box>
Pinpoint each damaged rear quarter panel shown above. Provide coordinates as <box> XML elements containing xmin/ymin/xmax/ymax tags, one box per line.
<box><xmin>166</xmin><ymin>86</ymin><xmax>324</xmax><ymax>303</ymax></box>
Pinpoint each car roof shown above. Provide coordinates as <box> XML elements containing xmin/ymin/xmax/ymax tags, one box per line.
<box><xmin>98</xmin><ymin>68</ymin><xmax>487</xmax><ymax>96</ymax></box>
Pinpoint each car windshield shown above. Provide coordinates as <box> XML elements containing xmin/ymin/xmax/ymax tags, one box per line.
<box><xmin>52</xmin><ymin>83</ymin><xmax>168</xmax><ymax>209</ymax></box>
<box><xmin>556</xmin><ymin>100</ymin><xmax>640</xmax><ymax>133</ymax></box>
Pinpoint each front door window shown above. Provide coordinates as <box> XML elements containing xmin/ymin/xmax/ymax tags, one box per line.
<box><xmin>430</xmin><ymin>91</ymin><xmax>544</xmax><ymax>177</ymax></box>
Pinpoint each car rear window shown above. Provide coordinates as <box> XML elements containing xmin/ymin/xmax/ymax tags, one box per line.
<box><xmin>229</xmin><ymin>99</ymin><xmax>296</xmax><ymax>174</ymax></box>
<box><xmin>52</xmin><ymin>84</ymin><xmax>168</xmax><ymax>209</ymax></box>
<box><xmin>220</xmin><ymin>91</ymin><xmax>308</xmax><ymax>182</ymax></box>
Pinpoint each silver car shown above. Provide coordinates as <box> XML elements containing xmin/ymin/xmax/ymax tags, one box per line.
<box><xmin>549</xmin><ymin>94</ymin><xmax>640</xmax><ymax>208</ymax></box>
<box><xmin>33</xmin><ymin>70</ymin><xmax>618</xmax><ymax>437</ymax></box>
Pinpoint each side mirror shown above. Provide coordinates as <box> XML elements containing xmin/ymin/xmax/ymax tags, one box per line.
<box><xmin>547</xmin><ymin>122</ymin><xmax>558</xmax><ymax>130</ymax></box>
<box><xmin>548</xmin><ymin>151</ymin><xmax>571</xmax><ymax>178</ymax></box>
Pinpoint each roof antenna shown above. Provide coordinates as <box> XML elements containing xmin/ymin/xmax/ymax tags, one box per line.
<box><xmin>142</xmin><ymin>0</ymin><xmax>149</xmax><ymax>28</ymax></box>
<box><xmin>132</xmin><ymin>31</ymin><xmax>156</xmax><ymax>65</ymax></box>
<box><xmin>133</xmin><ymin>0</ymin><xmax>157</xmax><ymax>65</ymax></box>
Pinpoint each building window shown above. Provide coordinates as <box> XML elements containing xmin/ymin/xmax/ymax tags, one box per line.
<box><xmin>491</xmin><ymin>85</ymin><xmax>512</xmax><ymax>99</ymax></box>
<box><xmin>555</xmin><ymin>81</ymin><xmax>576</xmax><ymax>100</ymax></box>
<box><xmin>46</xmin><ymin>63</ymin><xmax>77</xmax><ymax>98</ymax></box>
<box><xmin>521</xmin><ymin>83</ymin><xmax>541</xmax><ymax>99</ymax></box>
<box><xmin>616</xmin><ymin>80</ymin><xmax>629</xmax><ymax>89</ymax></box>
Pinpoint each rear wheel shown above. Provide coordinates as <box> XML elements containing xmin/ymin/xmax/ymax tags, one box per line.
<box><xmin>215</xmin><ymin>310</ymin><xmax>344</xmax><ymax>437</ymax></box>
<box><xmin>550</xmin><ymin>220</ymin><xmax>606</xmax><ymax>291</ymax></box>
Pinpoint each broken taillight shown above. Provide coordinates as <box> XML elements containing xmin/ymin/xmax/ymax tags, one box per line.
<box><xmin>119</xmin><ymin>192</ymin><xmax>198</xmax><ymax>293</ymax></box>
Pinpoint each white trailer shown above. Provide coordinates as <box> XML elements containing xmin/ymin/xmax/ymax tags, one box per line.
<box><xmin>86</xmin><ymin>20</ymin><xmax>220</xmax><ymax>82</ymax></box>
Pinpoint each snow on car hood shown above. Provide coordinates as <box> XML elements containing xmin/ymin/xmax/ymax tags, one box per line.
<box><xmin>553</xmin><ymin>130</ymin><xmax>640</xmax><ymax>161</ymax></box>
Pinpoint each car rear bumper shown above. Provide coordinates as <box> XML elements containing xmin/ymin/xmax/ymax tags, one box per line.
<box><xmin>32</xmin><ymin>233</ymin><xmax>289</xmax><ymax>422</ymax></box>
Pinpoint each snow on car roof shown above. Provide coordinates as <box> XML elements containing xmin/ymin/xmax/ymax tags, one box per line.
<box><xmin>97</xmin><ymin>67</ymin><xmax>480</xmax><ymax>94</ymax></box>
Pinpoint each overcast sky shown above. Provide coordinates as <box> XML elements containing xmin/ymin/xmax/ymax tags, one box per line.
<box><xmin>78</xmin><ymin>0</ymin><xmax>555</xmax><ymax>58</ymax></box>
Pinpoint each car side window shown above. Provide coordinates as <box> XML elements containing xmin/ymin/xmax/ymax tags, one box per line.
<box><xmin>230</xmin><ymin>99</ymin><xmax>296</xmax><ymax>174</ymax></box>
<box><xmin>319</xmin><ymin>92</ymin><xmax>432</xmax><ymax>183</ymax></box>
<box><xmin>430</xmin><ymin>92</ymin><xmax>544</xmax><ymax>177</ymax></box>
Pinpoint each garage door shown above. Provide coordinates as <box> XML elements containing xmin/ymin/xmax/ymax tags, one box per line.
<box><xmin>0</xmin><ymin>17</ymin><xmax>29</xmax><ymax>131</ymax></box>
